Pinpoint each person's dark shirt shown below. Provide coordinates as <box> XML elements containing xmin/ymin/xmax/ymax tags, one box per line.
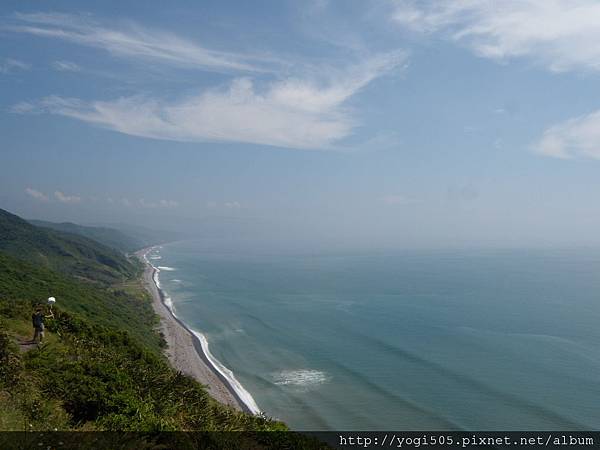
<box><xmin>32</xmin><ymin>312</ymin><xmax>44</xmax><ymax>328</ymax></box>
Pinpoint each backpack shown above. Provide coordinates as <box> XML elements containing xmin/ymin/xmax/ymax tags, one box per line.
<box><xmin>32</xmin><ymin>312</ymin><xmax>43</xmax><ymax>328</ymax></box>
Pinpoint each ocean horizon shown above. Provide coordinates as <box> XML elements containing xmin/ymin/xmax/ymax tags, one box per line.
<box><xmin>149</xmin><ymin>240</ymin><xmax>600</xmax><ymax>430</ymax></box>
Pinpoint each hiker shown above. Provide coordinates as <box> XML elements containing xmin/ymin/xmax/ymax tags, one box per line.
<box><xmin>32</xmin><ymin>305</ymin><xmax>54</xmax><ymax>343</ymax></box>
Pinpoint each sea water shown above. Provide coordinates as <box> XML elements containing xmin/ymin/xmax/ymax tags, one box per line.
<box><xmin>151</xmin><ymin>241</ymin><xmax>600</xmax><ymax>430</ymax></box>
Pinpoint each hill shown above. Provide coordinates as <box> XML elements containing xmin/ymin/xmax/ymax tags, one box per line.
<box><xmin>0</xmin><ymin>251</ymin><xmax>162</xmax><ymax>351</ymax></box>
<box><xmin>92</xmin><ymin>222</ymin><xmax>183</xmax><ymax>250</ymax></box>
<box><xmin>29</xmin><ymin>220</ymin><xmax>146</xmax><ymax>254</ymax></box>
<box><xmin>0</xmin><ymin>209</ymin><xmax>136</xmax><ymax>284</ymax></box>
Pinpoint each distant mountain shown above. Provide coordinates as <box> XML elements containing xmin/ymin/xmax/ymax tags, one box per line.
<box><xmin>30</xmin><ymin>220</ymin><xmax>147</xmax><ymax>253</ymax></box>
<box><xmin>0</xmin><ymin>208</ymin><xmax>136</xmax><ymax>284</ymax></box>
<box><xmin>91</xmin><ymin>222</ymin><xmax>183</xmax><ymax>249</ymax></box>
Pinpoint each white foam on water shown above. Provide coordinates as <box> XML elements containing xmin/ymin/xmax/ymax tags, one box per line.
<box><xmin>190</xmin><ymin>329</ymin><xmax>261</xmax><ymax>414</ymax></box>
<box><xmin>172</xmin><ymin>279</ymin><xmax>182</xmax><ymax>283</ymax></box>
<box><xmin>145</xmin><ymin>248</ymin><xmax>260</xmax><ymax>415</ymax></box>
<box><xmin>152</xmin><ymin>269</ymin><xmax>161</xmax><ymax>288</ymax></box>
<box><xmin>273</xmin><ymin>369</ymin><xmax>330</xmax><ymax>387</ymax></box>
<box><xmin>150</xmin><ymin>256</ymin><xmax>162</xmax><ymax>260</ymax></box>
<box><xmin>164</xmin><ymin>296</ymin><xmax>174</xmax><ymax>312</ymax></box>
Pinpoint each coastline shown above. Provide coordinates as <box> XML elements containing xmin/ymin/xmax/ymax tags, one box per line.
<box><xmin>136</xmin><ymin>246</ymin><xmax>258</xmax><ymax>414</ymax></box>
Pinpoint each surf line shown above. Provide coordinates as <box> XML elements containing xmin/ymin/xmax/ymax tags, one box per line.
<box><xmin>144</xmin><ymin>247</ymin><xmax>261</xmax><ymax>415</ymax></box>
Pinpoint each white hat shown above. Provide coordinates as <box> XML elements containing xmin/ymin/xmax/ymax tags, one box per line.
<box><xmin>47</xmin><ymin>297</ymin><xmax>56</xmax><ymax>305</ymax></box>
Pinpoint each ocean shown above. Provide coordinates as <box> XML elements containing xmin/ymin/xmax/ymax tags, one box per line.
<box><xmin>149</xmin><ymin>241</ymin><xmax>600</xmax><ymax>430</ymax></box>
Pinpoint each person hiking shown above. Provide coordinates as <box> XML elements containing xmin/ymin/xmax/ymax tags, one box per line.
<box><xmin>32</xmin><ymin>305</ymin><xmax>53</xmax><ymax>343</ymax></box>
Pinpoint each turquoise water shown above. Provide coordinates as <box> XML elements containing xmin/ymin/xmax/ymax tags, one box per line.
<box><xmin>153</xmin><ymin>241</ymin><xmax>600</xmax><ymax>430</ymax></box>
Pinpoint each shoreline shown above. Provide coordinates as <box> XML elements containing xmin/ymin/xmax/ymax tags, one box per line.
<box><xmin>136</xmin><ymin>246</ymin><xmax>259</xmax><ymax>414</ymax></box>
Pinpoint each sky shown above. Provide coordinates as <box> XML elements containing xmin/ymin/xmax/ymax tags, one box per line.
<box><xmin>2</xmin><ymin>0</ymin><xmax>600</xmax><ymax>249</ymax></box>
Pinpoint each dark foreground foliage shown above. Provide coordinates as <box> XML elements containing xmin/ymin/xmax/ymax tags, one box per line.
<box><xmin>0</xmin><ymin>431</ymin><xmax>329</xmax><ymax>450</ymax></box>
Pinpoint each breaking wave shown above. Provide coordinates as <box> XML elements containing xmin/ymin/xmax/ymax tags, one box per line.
<box><xmin>273</xmin><ymin>369</ymin><xmax>330</xmax><ymax>387</ymax></box>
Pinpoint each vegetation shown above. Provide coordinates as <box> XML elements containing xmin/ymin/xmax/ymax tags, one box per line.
<box><xmin>0</xmin><ymin>209</ymin><xmax>325</xmax><ymax>447</ymax></box>
<box><xmin>29</xmin><ymin>219</ymin><xmax>169</xmax><ymax>254</ymax></box>
<box><xmin>0</xmin><ymin>252</ymin><xmax>162</xmax><ymax>352</ymax></box>
<box><xmin>0</xmin><ymin>209</ymin><xmax>137</xmax><ymax>284</ymax></box>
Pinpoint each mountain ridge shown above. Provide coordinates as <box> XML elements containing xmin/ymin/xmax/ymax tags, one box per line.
<box><xmin>0</xmin><ymin>208</ymin><xmax>136</xmax><ymax>284</ymax></box>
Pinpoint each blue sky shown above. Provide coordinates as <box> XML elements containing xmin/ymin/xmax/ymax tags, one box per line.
<box><xmin>2</xmin><ymin>0</ymin><xmax>600</xmax><ymax>248</ymax></box>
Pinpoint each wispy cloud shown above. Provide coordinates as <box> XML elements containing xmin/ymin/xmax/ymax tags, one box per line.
<box><xmin>139</xmin><ymin>198</ymin><xmax>178</xmax><ymax>208</ymax></box>
<box><xmin>54</xmin><ymin>190</ymin><xmax>81</xmax><ymax>203</ymax></box>
<box><xmin>10</xmin><ymin>101</ymin><xmax>39</xmax><ymax>114</ymax></box>
<box><xmin>0</xmin><ymin>57</ymin><xmax>30</xmax><ymax>74</ymax></box>
<box><xmin>207</xmin><ymin>200</ymin><xmax>242</xmax><ymax>209</ymax></box>
<box><xmin>12</xmin><ymin>52</ymin><xmax>405</xmax><ymax>149</ymax></box>
<box><xmin>533</xmin><ymin>110</ymin><xmax>600</xmax><ymax>159</ymax></box>
<box><xmin>392</xmin><ymin>0</ymin><xmax>600</xmax><ymax>72</ymax></box>
<box><xmin>5</xmin><ymin>12</ymin><xmax>267</xmax><ymax>73</ymax></box>
<box><xmin>26</xmin><ymin>187</ymin><xmax>83</xmax><ymax>203</ymax></box>
<box><xmin>25</xmin><ymin>187</ymin><xmax>48</xmax><ymax>201</ymax></box>
<box><xmin>52</xmin><ymin>60</ymin><xmax>81</xmax><ymax>72</ymax></box>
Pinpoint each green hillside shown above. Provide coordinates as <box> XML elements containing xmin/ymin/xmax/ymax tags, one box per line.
<box><xmin>0</xmin><ymin>252</ymin><xmax>161</xmax><ymax>351</ymax></box>
<box><xmin>29</xmin><ymin>220</ymin><xmax>147</xmax><ymax>253</ymax></box>
<box><xmin>0</xmin><ymin>209</ymin><xmax>137</xmax><ymax>284</ymax></box>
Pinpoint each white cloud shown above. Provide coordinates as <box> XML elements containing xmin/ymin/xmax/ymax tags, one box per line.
<box><xmin>392</xmin><ymin>0</ymin><xmax>600</xmax><ymax>72</ymax></box>
<box><xmin>207</xmin><ymin>200</ymin><xmax>242</xmax><ymax>209</ymax></box>
<box><xmin>12</xmin><ymin>52</ymin><xmax>404</xmax><ymax>149</ymax></box>
<box><xmin>52</xmin><ymin>60</ymin><xmax>80</xmax><ymax>72</ymax></box>
<box><xmin>6</xmin><ymin>12</ymin><xmax>265</xmax><ymax>73</ymax></box>
<box><xmin>139</xmin><ymin>198</ymin><xmax>178</xmax><ymax>208</ymax></box>
<box><xmin>10</xmin><ymin>101</ymin><xmax>38</xmax><ymax>114</ymax></box>
<box><xmin>0</xmin><ymin>58</ymin><xmax>30</xmax><ymax>74</ymax></box>
<box><xmin>54</xmin><ymin>190</ymin><xmax>81</xmax><ymax>203</ymax></box>
<box><xmin>533</xmin><ymin>110</ymin><xmax>600</xmax><ymax>159</ymax></box>
<box><xmin>25</xmin><ymin>187</ymin><xmax>48</xmax><ymax>201</ymax></box>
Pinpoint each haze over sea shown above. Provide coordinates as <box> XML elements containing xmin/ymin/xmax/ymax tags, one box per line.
<box><xmin>154</xmin><ymin>240</ymin><xmax>600</xmax><ymax>430</ymax></box>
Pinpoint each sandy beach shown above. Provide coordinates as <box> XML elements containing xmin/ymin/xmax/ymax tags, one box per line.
<box><xmin>136</xmin><ymin>247</ymin><xmax>246</xmax><ymax>412</ymax></box>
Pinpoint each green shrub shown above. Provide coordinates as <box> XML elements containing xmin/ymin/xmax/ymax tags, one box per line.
<box><xmin>0</xmin><ymin>327</ymin><xmax>21</xmax><ymax>388</ymax></box>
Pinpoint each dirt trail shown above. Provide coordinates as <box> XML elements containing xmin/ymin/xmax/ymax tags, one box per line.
<box><xmin>15</xmin><ymin>336</ymin><xmax>38</xmax><ymax>353</ymax></box>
